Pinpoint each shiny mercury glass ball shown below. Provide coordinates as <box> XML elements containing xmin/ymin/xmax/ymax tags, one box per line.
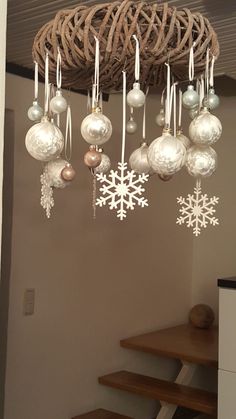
<box><xmin>27</xmin><ymin>100</ymin><xmax>43</xmax><ymax>122</ymax></box>
<box><xmin>50</xmin><ymin>90</ymin><xmax>68</xmax><ymax>114</ymax></box>
<box><xmin>25</xmin><ymin>116</ymin><xmax>64</xmax><ymax>161</ymax></box>
<box><xmin>129</xmin><ymin>142</ymin><xmax>153</xmax><ymax>175</ymax></box>
<box><xmin>45</xmin><ymin>158</ymin><xmax>70</xmax><ymax>188</ymax></box>
<box><xmin>186</xmin><ymin>145</ymin><xmax>217</xmax><ymax>178</ymax></box>
<box><xmin>189</xmin><ymin>108</ymin><xmax>222</xmax><ymax>146</ymax></box>
<box><xmin>182</xmin><ymin>85</ymin><xmax>199</xmax><ymax>109</ymax></box>
<box><xmin>61</xmin><ymin>163</ymin><xmax>76</xmax><ymax>181</ymax></box>
<box><xmin>148</xmin><ymin>130</ymin><xmax>186</xmax><ymax>176</ymax></box>
<box><xmin>84</xmin><ymin>146</ymin><xmax>102</xmax><ymax>168</ymax></box>
<box><xmin>155</xmin><ymin>108</ymin><xmax>165</xmax><ymax>127</ymax></box>
<box><xmin>203</xmin><ymin>88</ymin><xmax>220</xmax><ymax>110</ymax></box>
<box><xmin>127</xmin><ymin>82</ymin><xmax>146</xmax><ymax>108</ymax></box>
<box><xmin>126</xmin><ymin>117</ymin><xmax>137</xmax><ymax>134</ymax></box>
<box><xmin>94</xmin><ymin>152</ymin><xmax>111</xmax><ymax>174</ymax></box>
<box><xmin>177</xmin><ymin>130</ymin><xmax>191</xmax><ymax>150</ymax></box>
<box><xmin>189</xmin><ymin>105</ymin><xmax>199</xmax><ymax>120</ymax></box>
<box><xmin>81</xmin><ymin>108</ymin><xmax>112</xmax><ymax>146</ymax></box>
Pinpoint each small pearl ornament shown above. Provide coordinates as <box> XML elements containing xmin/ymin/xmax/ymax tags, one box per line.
<box><xmin>127</xmin><ymin>82</ymin><xmax>146</xmax><ymax>108</ymax></box>
<box><xmin>182</xmin><ymin>85</ymin><xmax>199</xmax><ymax>109</ymax></box>
<box><xmin>25</xmin><ymin>116</ymin><xmax>64</xmax><ymax>161</ymax></box>
<box><xmin>81</xmin><ymin>107</ymin><xmax>112</xmax><ymax>146</ymax></box>
<box><xmin>61</xmin><ymin>163</ymin><xmax>76</xmax><ymax>181</ymax></box>
<box><xmin>28</xmin><ymin>100</ymin><xmax>43</xmax><ymax>122</ymax></box>
<box><xmin>129</xmin><ymin>142</ymin><xmax>153</xmax><ymax>175</ymax></box>
<box><xmin>84</xmin><ymin>145</ymin><xmax>102</xmax><ymax>168</ymax></box>
<box><xmin>189</xmin><ymin>107</ymin><xmax>222</xmax><ymax>146</ymax></box>
<box><xmin>186</xmin><ymin>145</ymin><xmax>217</xmax><ymax>178</ymax></box>
<box><xmin>94</xmin><ymin>152</ymin><xmax>111</xmax><ymax>174</ymax></box>
<box><xmin>50</xmin><ymin>90</ymin><xmax>68</xmax><ymax>114</ymax></box>
<box><xmin>155</xmin><ymin>108</ymin><xmax>165</xmax><ymax>127</ymax></box>
<box><xmin>203</xmin><ymin>88</ymin><xmax>220</xmax><ymax>110</ymax></box>
<box><xmin>46</xmin><ymin>158</ymin><xmax>71</xmax><ymax>188</ymax></box>
<box><xmin>126</xmin><ymin>116</ymin><xmax>137</xmax><ymax>134</ymax></box>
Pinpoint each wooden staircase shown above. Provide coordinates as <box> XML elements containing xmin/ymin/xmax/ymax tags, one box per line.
<box><xmin>74</xmin><ymin>324</ymin><xmax>218</xmax><ymax>418</ymax></box>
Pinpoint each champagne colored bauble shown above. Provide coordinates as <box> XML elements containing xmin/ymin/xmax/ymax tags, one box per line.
<box><xmin>94</xmin><ymin>152</ymin><xmax>111</xmax><ymax>174</ymax></box>
<box><xmin>155</xmin><ymin>108</ymin><xmax>165</xmax><ymax>127</ymax></box>
<box><xmin>129</xmin><ymin>142</ymin><xmax>153</xmax><ymax>175</ymax></box>
<box><xmin>148</xmin><ymin>130</ymin><xmax>186</xmax><ymax>176</ymax></box>
<box><xmin>189</xmin><ymin>304</ymin><xmax>215</xmax><ymax>329</ymax></box>
<box><xmin>177</xmin><ymin>130</ymin><xmax>191</xmax><ymax>150</ymax></box>
<box><xmin>84</xmin><ymin>146</ymin><xmax>102</xmax><ymax>168</ymax></box>
<box><xmin>81</xmin><ymin>108</ymin><xmax>112</xmax><ymax>146</ymax></box>
<box><xmin>61</xmin><ymin>163</ymin><xmax>76</xmax><ymax>181</ymax></box>
<box><xmin>46</xmin><ymin>158</ymin><xmax>70</xmax><ymax>188</ymax></box>
<box><xmin>186</xmin><ymin>145</ymin><xmax>217</xmax><ymax>178</ymax></box>
<box><xmin>189</xmin><ymin>108</ymin><xmax>222</xmax><ymax>146</ymax></box>
<box><xmin>182</xmin><ymin>85</ymin><xmax>199</xmax><ymax>109</ymax></box>
<box><xmin>27</xmin><ymin>100</ymin><xmax>43</xmax><ymax>122</ymax></box>
<box><xmin>126</xmin><ymin>117</ymin><xmax>137</xmax><ymax>134</ymax></box>
<box><xmin>50</xmin><ymin>90</ymin><xmax>68</xmax><ymax>114</ymax></box>
<box><xmin>25</xmin><ymin>116</ymin><xmax>64</xmax><ymax>161</ymax></box>
<box><xmin>127</xmin><ymin>82</ymin><xmax>146</xmax><ymax>108</ymax></box>
<box><xmin>203</xmin><ymin>88</ymin><xmax>220</xmax><ymax>110</ymax></box>
<box><xmin>189</xmin><ymin>105</ymin><xmax>199</xmax><ymax>120</ymax></box>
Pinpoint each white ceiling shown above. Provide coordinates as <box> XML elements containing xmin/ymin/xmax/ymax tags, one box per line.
<box><xmin>6</xmin><ymin>0</ymin><xmax>236</xmax><ymax>80</ymax></box>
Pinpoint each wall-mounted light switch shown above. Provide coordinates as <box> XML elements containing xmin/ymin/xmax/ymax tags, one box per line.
<box><xmin>23</xmin><ymin>289</ymin><xmax>35</xmax><ymax>315</ymax></box>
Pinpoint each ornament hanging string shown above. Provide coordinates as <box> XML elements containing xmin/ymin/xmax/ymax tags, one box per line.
<box><xmin>56</xmin><ymin>47</ymin><xmax>62</xmax><ymax>90</ymax></box>
<box><xmin>99</xmin><ymin>91</ymin><xmax>103</xmax><ymax>112</ymax></box>
<box><xmin>164</xmin><ymin>62</ymin><xmax>171</xmax><ymax>128</ymax></box>
<box><xmin>133</xmin><ymin>35</ymin><xmax>140</xmax><ymax>82</ymax></box>
<box><xmin>44</xmin><ymin>51</ymin><xmax>50</xmax><ymax>115</ymax></box>
<box><xmin>142</xmin><ymin>87</ymin><xmax>149</xmax><ymax>141</ymax></box>
<box><xmin>121</xmin><ymin>70</ymin><xmax>127</xmax><ymax>164</ymax></box>
<box><xmin>173</xmin><ymin>83</ymin><xmax>177</xmax><ymax>137</ymax></box>
<box><xmin>34</xmin><ymin>61</ymin><xmax>39</xmax><ymax>101</ymax></box>
<box><xmin>178</xmin><ymin>88</ymin><xmax>182</xmax><ymax>130</ymax></box>
<box><xmin>65</xmin><ymin>105</ymin><xmax>72</xmax><ymax>161</ymax></box>
<box><xmin>200</xmin><ymin>75</ymin><xmax>205</xmax><ymax>107</ymax></box>
<box><xmin>210</xmin><ymin>55</ymin><xmax>216</xmax><ymax>88</ymax></box>
<box><xmin>205</xmin><ymin>48</ymin><xmax>210</xmax><ymax>95</ymax></box>
<box><xmin>87</xmin><ymin>90</ymin><xmax>91</xmax><ymax>114</ymax></box>
<box><xmin>189</xmin><ymin>43</ymin><xmax>196</xmax><ymax>82</ymax></box>
<box><xmin>94</xmin><ymin>36</ymin><xmax>100</xmax><ymax>106</ymax></box>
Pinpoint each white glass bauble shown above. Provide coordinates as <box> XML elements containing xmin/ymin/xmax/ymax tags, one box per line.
<box><xmin>129</xmin><ymin>142</ymin><xmax>153</xmax><ymax>175</ymax></box>
<box><xmin>148</xmin><ymin>130</ymin><xmax>186</xmax><ymax>176</ymax></box>
<box><xmin>177</xmin><ymin>130</ymin><xmax>191</xmax><ymax>150</ymax></box>
<box><xmin>126</xmin><ymin>117</ymin><xmax>137</xmax><ymax>134</ymax></box>
<box><xmin>94</xmin><ymin>153</ymin><xmax>111</xmax><ymax>174</ymax></box>
<box><xmin>182</xmin><ymin>85</ymin><xmax>199</xmax><ymax>109</ymax></box>
<box><xmin>45</xmin><ymin>158</ymin><xmax>70</xmax><ymax>188</ymax></box>
<box><xmin>204</xmin><ymin>88</ymin><xmax>220</xmax><ymax>110</ymax></box>
<box><xmin>189</xmin><ymin>105</ymin><xmax>199</xmax><ymax>120</ymax></box>
<box><xmin>25</xmin><ymin>116</ymin><xmax>64</xmax><ymax>161</ymax></box>
<box><xmin>155</xmin><ymin>108</ymin><xmax>165</xmax><ymax>127</ymax></box>
<box><xmin>189</xmin><ymin>108</ymin><xmax>222</xmax><ymax>146</ymax></box>
<box><xmin>27</xmin><ymin>100</ymin><xmax>43</xmax><ymax>122</ymax></box>
<box><xmin>186</xmin><ymin>145</ymin><xmax>217</xmax><ymax>178</ymax></box>
<box><xmin>127</xmin><ymin>82</ymin><xmax>146</xmax><ymax>108</ymax></box>
<box><xmin>81</xmin><ymin>108</ymin><xmax>112</xmax><ymax>146</ymax></box>
<box><xmin>50</xmin><ymin>90</ymin><xmax>68</xmax><ymax>114</ymax></box>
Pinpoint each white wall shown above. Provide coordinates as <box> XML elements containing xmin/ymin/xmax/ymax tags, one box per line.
<box><xmin>4</xmin><ymin>73</ymin><xmax>193</xmax><ymax>419</ymax></box>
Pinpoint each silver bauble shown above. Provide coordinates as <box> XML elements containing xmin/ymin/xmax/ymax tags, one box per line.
<box><xmin>129</xmin><ymin>142</ymin><xmax>153</xmax><ymax>175</ymax></box>
<box><xmin>126</xmin><ymin>117</ymin><xmax>137</xmax><ymax>134</ymax></box>
<box><xmin>182</xmin><ymin>85</ymin><xmax>199</xmax><ymax>109</ymax></box>
<box><xmin>81</xmin><ymin>108</ymin><xmax>112</xmax><ymax>146</ymax></box>
<box><xmin>94</xmin><ymin>153</ymin><xmax>111</xmax><ymax>174</ymax></box>
<box><xmin>127</xmin><ymin>82</ymin><xmax>146</xmax><ymax>108</ymax></box>
<box><xmin>189</xmin><ymin>108</ymin><xmax>222</xmax><ymax>146</ymax></box>
<box><xmin>148</xmin><ymin>129</ymin><xmax>186</xmax><ymax>176</ymax></box>
<box><xmin>25</xmin><ymin>116</ymin><xmax>64</xmax><ymax>161</ymax></box>
<box><xmin>186</xmin><ymin>145</ymin><xmax>217</xmax><ymax>178</ymax></box>
<box><xmin>45</xmin><ymin>158</ymin><xmax>70</xmax><ymax>188</ymax></box>
<box><xmin>189</xmin><ymin>105</ymin><xmax>199</xmax><ymax>120</ymax></box>
<box><xmin>50</xmin><ymin>90</ymin><xmax>68</xmax><ymax>114</ymax></box>
<box><xmin>177</xmin><ymin>130</ymin><xmax>191</xmax><ymax>150</ymax></box>
<box><xmin>27</xmin><ymin>100</ymin><xmax>43</xmax><ymax>122</ymax></box>
<box><xmin>155</xmin><ymin>108</ymin><xmax>165</xmax><ymax>127</ymax></box>
<box><xmin>204</xmin><ymin>88</ymin><xmax>220</xmax><ymax>110</ymax></box>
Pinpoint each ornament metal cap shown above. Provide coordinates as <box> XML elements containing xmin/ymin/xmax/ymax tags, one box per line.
<box><xmin>133</xmin><ymin>82</ymin><xmax>141</xmax><ymax>89</ymax></box>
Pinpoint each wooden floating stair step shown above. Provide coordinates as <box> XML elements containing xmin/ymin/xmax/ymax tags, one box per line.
<box><xmin>72</xmin><ymin>409</ymin><xmax>133</xmax><ymax>419</ymax></box>
<box><xmin>98</xmin><ymin>371</ymin><xmax>217</xmax><ymax>416</ymax></box>
<box><xmin>121</xmin><ymin>324</ymin><xmax>218</xmax><ymax>368</ymax></box>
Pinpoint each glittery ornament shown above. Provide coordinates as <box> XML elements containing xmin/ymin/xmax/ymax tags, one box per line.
<box><xmin>129</xmin><ymin>142</ymin><xmax>153</xmax><ymax>175</ymax></box>
<box><xmin>182</xmin><ymin>85</ymin><xmax>199</xmax><ymax>109</ymax></box>
<box><xmin>203</xmin><ymin>88</ymin><xmax>220</xmax><ymax>110</ymax></box>
<box><xmin>189</xmin><ymin>108</ymin><xmax>222</xmax><ymax>146</ymax></box>
<box><xmin>186</xmin><ymin>145</ymin><xmax>217</xmax><ymax>178</ymax></box>
<box><xmin>94</xmin><ymin>152</ymin><xmax>111</xmax><ymax>174</ymax></box>
<box><xmin>84</xmin><ymin>145</ymin><xmax>102</xmax><ymax>168</ymax></box>
<box><xmin>46</xmin><ymin>158</ymin><xmax>71</xmax><ymax>188</ymax></box>
<box><xmin>81</xmin><ymin>107</ymin><xmax>112</xmax><ymax>146</ymax></box>
<box><xmin>127</xmin><ymin>82</ymin><xmax>145</xmax><ymax>108</ymax></box>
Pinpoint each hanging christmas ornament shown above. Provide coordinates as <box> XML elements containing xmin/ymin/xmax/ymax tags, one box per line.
<box><xmin>177</xmin><ymin>179</ymin><xmax>219</xmax><ymax>236</ymax></box>
<box><xmin>203</xmin><ymin>56</ymin><xmax>220</xmax><ymax>110</ymax></box>
<box><xmin>148</xmin><ymin>67</ymin><xmax>186</xmax><ymax>176</ymax></box>
<box><xmin>61</xmin><ymin>105</ymin><xmax>76</xmax><ymax>181</ymax></box>
<box><xmin>127</xmin><ymin>35</ymin><xmax>145</xmax><ymax>108</ymax></box>
<box><xmin>94</xmin><ymin>151</ymin><xmax>111</xmax><ymax>174</ymax></box>
<box><xmin>189</xmin><ymin>107</ymin><xmax>222</xmax><ymax>146</ymax></box>
<box><xmin>96</xmin><ymin>71</ymin><xmax>149</xmax><ymax>220</ymax></box>
<box><xmin>186</xmin><ymin>145</ymin><xmax>217</xmax><ymax>178</ymax></box>
<box><xmin>126</xmin><ymin>107</ymin><xmax>137</xmax><ymax>134</ymax></box>
<box><xmin>45</xmin><ymin>158</ymin><xmax>70</xmax><ymax>188</ymax></box>
<box><xmin>50</xmin><ymin>48</ymin><xmax>68</xmax><ymax>114</ymax></box>
<box><xmin>84</xmin><ymin>145</ymin><xmax>102</xmax><ymax>168</ymax></box>
<box><xmin>177</xmin><ymin>89</ymin><xmax>191</xmax><ymax>150</ymax></box>
<box><xmin>25</xmin><ymin>52</ymin><xmax>64</xmax><ymax>161</ymax></box>
<box><xmin>27</xmin><ymin>61</ymin><xmax>43</xmax><ymax>122</ymax></box>
<box><xmin>182</xmin><ymin>44</ymin><xmax>199</xmax><ymax>109</ymax></box>
<box><xmin>81</xmin><ymin>37</ymin><xmax>112</xmax><ymax>146</ymax></box>
<box><xmin>155</xmin><ymin>88</ymin><xmax>165</xmax><ymax>127</ymax></box>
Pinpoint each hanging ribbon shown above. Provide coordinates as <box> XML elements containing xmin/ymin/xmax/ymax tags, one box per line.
<box><xmin>142</xmin><ymin>87</ymin><xmax>149</xmax><ymax>141</ymax></box>
<box><xmin>44</xmin><ymin>51</ymin><xmax>49</xmax><ymax>115</ymax></box>
<box><xmin>133</xmin><ymin>35</ymin><xmax>140</xmax><ymax>82</ymax></box>
<box><xmin>210</xmin><ymin>55</ymin><xmax>216</xmax><ymax>88</ymax></box>
<box><xmin>173</xmin><ymin>83</ymin><xmax>177</xmax><ymax>137</ymax></box>
<box><xmin>56</xmin><ymin>47</ymin><xmax>62</xmax><ymax>90</ymax></box>
<box><xmin>34</xmin><ymin>61</ymin><xmax>39</xmax><ymax>101</ymax></box>
<box><xmin>87</xmin><ymin>90</ymin><xmax>91</xmax><ymax>114</ymax></box>
<box><xmin>65</xmin><ymin>105</ymin><xmax>72</xmax><ymax>161</ymax></box>
<box><xmin>99</xmin><ymin>91</ymin><xmax>103</xmax><ymax>112</ymax></box>
<box><xmin>164</xmin><ymin>62</ymin><xmax>171</xmax><ymax>128</ymax></box>
<box><xmin>205</xmin><ymin>48</ymin><xmax>210</xmax><ymax>95</ymax></box>
<box><xmin>199</xmin><ymin>75</ymin><xmax>205</xmax><ymax>109</ymax></box>
<box><xmin>94</xmin><ymin>36</ymin><xmax>100</xmax><ymax>106</ymax></box>
<box><xmin>189</xmin><ymin>43</ymin><xmax>196</xmax><ymax>82</ymax></box>
<box><xmin>178</xmin><ymin>88</ymin><xmax>182</xmax><ymax>130</ymax></box>
<box><xmin>121</xmin><ymin>70</ymin><xmax>127</xmax><ymax>164</ymax></box>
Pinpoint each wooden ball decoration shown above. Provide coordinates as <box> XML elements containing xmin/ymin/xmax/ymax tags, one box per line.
<box><xmin>189</xmin><ymin>304</ymin><xmax>215</xmax><ymax>329</ymax></box>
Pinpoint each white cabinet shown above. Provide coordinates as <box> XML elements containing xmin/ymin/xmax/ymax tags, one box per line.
<box><xmin>218</xmin><ymin>370</ymin><xmax>236</xmax><ymax>419</ymax></box>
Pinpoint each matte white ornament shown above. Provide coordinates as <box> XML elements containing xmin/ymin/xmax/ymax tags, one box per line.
<box><xmin>94</xmin><ymin>152</ymin><xmax>111</xmax><ymax>174</ymax></box>
<box><xmin>126</xmin><ymin>116</ymin><xmax>137</xmax><ymax>134</ymax></box>
<box><xmin>148</xmin><ymin>129</ymin><xmax>186</xmax><ymax>176</ymax></box>
<box><xmin>189</xmin><ymin>108</ymin><xmax>222</xmax><ymax>146</ymax></box>
<box><xmin>155</xmin><ymin>108</ymin><xmax>165</xmax><ymax>127</ymax></box>
<box><xmin>129</xmin><ymin>142</ymin><xmax>153</xmax><ymax>175</ymax></box>
<box><xmin>127</xmin><ymin>82</ymin><xmax>145</xmax><ymax>108</ymax></box>
<box><xmin>45</xmin><ymin>158</ymin><xmax>70</xmax><ymax>188</ymax></box>
<box><xmin>50</xmin><ymin>90</ymin><xmax>68</xmax><ymax>114</ymax></box>
<box><xmin>186</xmin><ymin>145</ymin><xmax>217</xmax><ymax>178</ymax></box>
<box><xmin>28</xmin><ymin>100</ymin><xmax>43</xmax><ymax>122</ymax></box>
<box><xmin>177</xmin><ymin>130</ymin><xmax>191</xmax><ymax>150</ymax></box>
<box><xmin>204</xmin><ymin>88</ymin><xmax>220</xmax><ymax>110</ymax></box>
<box><xmin>182</xmin><ymin>85</ymin><xmax>199</xmax><ymax>109</ymax></box>
<box><xmin>81</xmin><ymin>108</ymin><xmax>112</xmax><ymax>146</ymax></box>
<box><xmin>177</xmin><ymin>180</ymin><xmax>219</xmax><ymax>236</ymax></box>
<box><xmin>25</xmin><ymin>116</ymin><xmax>64</xmax><ymax>161</ymax></box>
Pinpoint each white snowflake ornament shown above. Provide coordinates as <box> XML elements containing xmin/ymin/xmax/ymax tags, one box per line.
<box><xmin>177</xmin><ymin>180</ymin><xmax>219</xmax><ymax>236</ymax></box>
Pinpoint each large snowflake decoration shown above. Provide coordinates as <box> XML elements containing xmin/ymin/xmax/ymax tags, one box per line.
<box><xmin>176</xmin><ymin>182</ymin><xmax>219</xmax><ymax>236</ymax></box>
<box><xmin>96</xmin><ymin>162</ymin><xmax>149</xmax><ymax>220</ymax></box>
